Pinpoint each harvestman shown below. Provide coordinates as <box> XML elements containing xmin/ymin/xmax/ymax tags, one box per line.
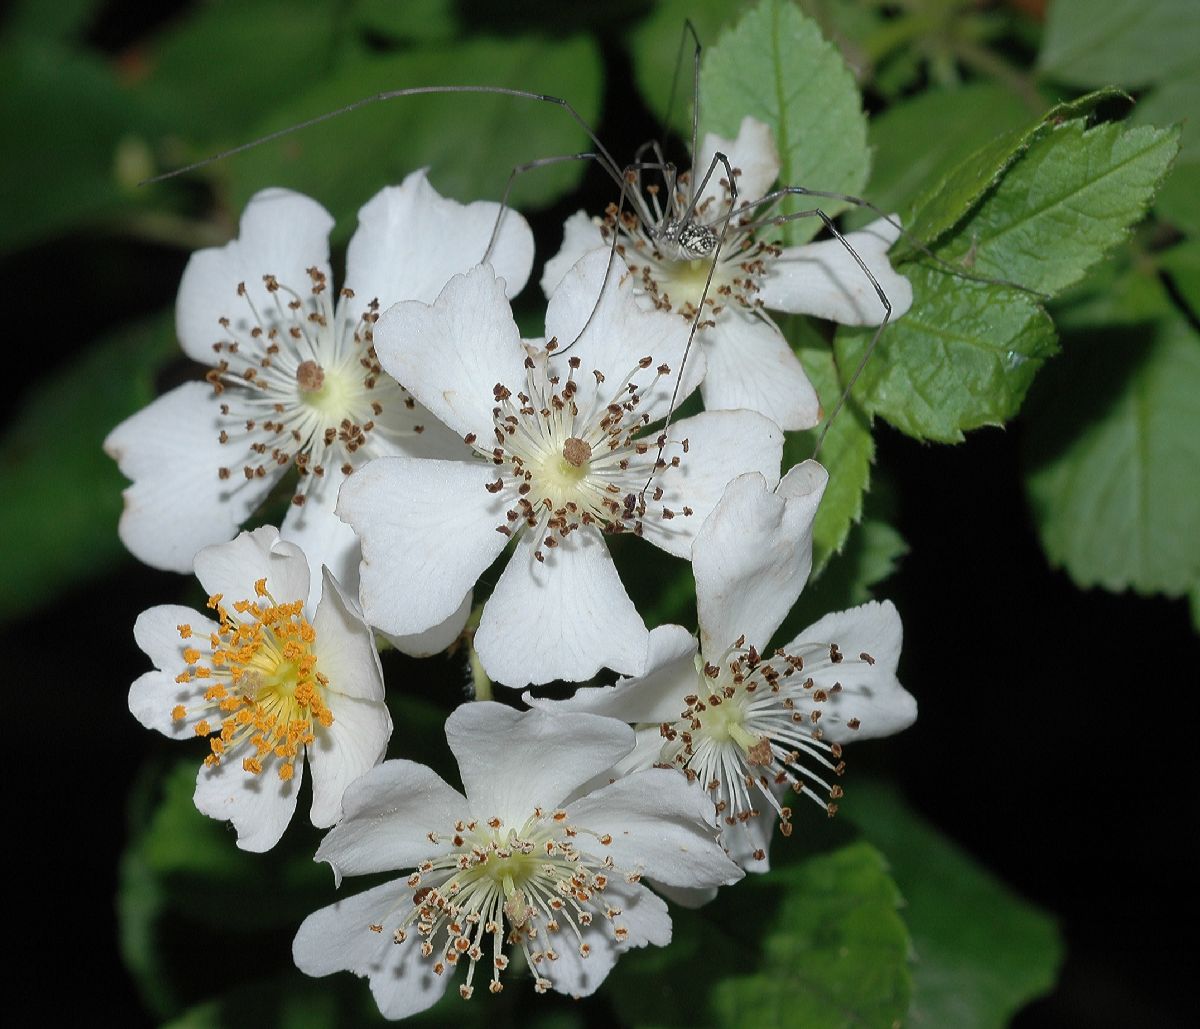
<box><xmin>148</xmin><ymin>24</ymin><xmax>915</xmax><ymax>480</ymax></box>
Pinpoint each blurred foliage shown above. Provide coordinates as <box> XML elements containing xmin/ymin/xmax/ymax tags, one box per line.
<box><xmin>3</xmin><ymin>0</ymin><xmax>1195</xmax><ymax>1023</ymax></box>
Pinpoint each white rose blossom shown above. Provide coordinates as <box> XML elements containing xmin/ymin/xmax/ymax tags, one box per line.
<box><xmin>128</xmin><ymin>526</ymin><xmax>391</xmax><ymax>852</ymax></box>
<box><xmin>105</xmin><ymin>170</ymin><xmax>534</xmax><ymax>616</ymax></box>
<box><xmin>337</xmin><ymin>249</ymin><xmax>784</xmax><ymax>687</ymax></box>
<box><xmin>542</xmin><ymin>116</ymin><xmax>914</xmax><ymax>431</ymax></box>
<box><xmin>292</xmin><ymin>702</ymin><xmax>743</xmax><ymax>1016</ymax></box>
<box><xmin>530</xmin><ymin>463</ymin><xmax>917</xmax><ymax>878</ymax></box>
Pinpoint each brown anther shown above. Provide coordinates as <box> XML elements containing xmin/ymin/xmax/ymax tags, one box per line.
<box><xmin>562</xmin><ymin>436</ymin><xmax>592</xmax><ymax>468</ymax></box>
<box><xmin>296</xmin><ymin>360</ymin><xmax>325</xmax><ymax>392</ymax></box>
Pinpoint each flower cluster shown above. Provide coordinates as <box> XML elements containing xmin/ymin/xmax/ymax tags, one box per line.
<box><xmin>113</xmin><ymin>125</ymin><xmax>916</xmax><ymax>1017</ymax></box>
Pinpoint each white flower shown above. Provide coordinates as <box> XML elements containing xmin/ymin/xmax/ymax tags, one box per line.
<box><xmin>292</xmin><ymin>702</ymin><xmax>742</xmax><ymax>1016</ymax></box>
<box><xmin>542</xmin><ymin>116</ymin><xmax>914</xmax><ymax>431</ymax></box>
<box><xmin>337</xmin><ymin>249</ymin><xmax>785</xmax><ymax>687</ymax></box>
<box><xmin>531</xmin><ymin>464</ymin><xmax>917</xmax><ymax>876</ymax></box>
<box><xmin>105</xmin><ymin>170</ymin><xmax>534</xmax><ymax>611</ymax></box>
<box><xmin>128</xmin><ymin>526</ymin><xmax>391</xmax><ymax>852</ymax></box>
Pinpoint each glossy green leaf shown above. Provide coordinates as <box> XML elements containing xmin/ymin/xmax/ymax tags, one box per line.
<box><xmin>1024</xmin><ymin>311</ymin><xmax>1200</xmax><ymax>596</ymax></box>
<box><xmin>710</xmin><ymin>842</ymin><xmax>911</xmax><ymax>1029</ymax></box>
<box><xmin>846</xmin><ymin>82</ymin><xmax>1031</xmax><ymax>231</ymax></box>
<box><xmin>847</xmin><ymin>782</ymin><xmax>1062</xmax><ymax>1028</ymax></box>
<box><xmin>1050</xmin><ymin>248</ymin><xmax>1180</xmax><ymax>331</ymax></box>
<box><xmin>835</xmin><ymin>264</ymin><xmax>1059</xmax><ymax>442</ymax></box>
<box><xmin>936</xmin><ymin>120</ymin><xmax>1178</xmax><ymax>296</ymax></box>
<box><xmin>783</xmin><ymin>318</ymin><xmax>875</xmax><ymax>571</ymax></box>
<box><xmin>1039</xmin><ymin>0</ymin><xmax>1199</xmax><ymax>88</ymax></box>
<box><xmin>227</xmin><ymin>34</ymin><xmax>603</xmax><ymax>239</ymax></box>
<box><xmin>605</xmin><ymin>841</ymin><xmax>910</xmax><ymax>1028</ymax></box>
<box><xmin>0</xmin><ymin>312</ymin><xmax>178</xmax><ymax>622</ymax></box>
<box><xmin>898</xmin><ymin>90</ymin><xmax>1123</xmax><ymax>259</ymax></box>
<box><xmin>700</xmin><ymin>0</ymin><xmax>870</xmax><ymax>245</ymax></box>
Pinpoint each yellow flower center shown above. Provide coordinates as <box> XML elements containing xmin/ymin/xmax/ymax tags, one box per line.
<box><xmin>170</xmin><ymin>578</ymin><xmax>332</xmax><ymax>782</ymax></box>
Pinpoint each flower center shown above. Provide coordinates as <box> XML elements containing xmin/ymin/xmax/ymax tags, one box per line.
<box><xmin>466</xmin><ymin>345</ymin><xmax>694</xmax><ymax>562</ymax></box>
<box><xmin>171</xmin><ymin>578</ymin><xmax>332</xmax><ymax>782</ymax></box>
<box><xmin>661</xmin><ymin>637</ymin><xmax>858</xmax><ymax>855</ymax></box>
<box><xmin>598</xmin><ymin>180</ymin><xmax>780</xmax><ymax>325</ymax></box>
<box><xmin>205</xmin><ymin>269</ymin><xmax>420</xmax><ymax>503</ymax></box>
<box><xmin>369</xmin><ymin>808</ymin><xmax>634</xmax><ymax>1000</ymax></box>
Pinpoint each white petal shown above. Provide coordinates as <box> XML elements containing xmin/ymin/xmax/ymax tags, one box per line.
<box><xmin>293</xmin><ymin>879</ymin><xmax>448</xmax><ymax>1020</ymax></box>
<box><xmin>381</xmin><ymin>590</ymin><xmax>472</xmax><ymax>658</ymax></box>
<box><xmin>721</xmin><ymin>804</ymin><xmax>777</xmax><ymax>873</ymax></box>
<box><xmin>474</xmin><ymin>525</ymin><xmax>648</xmax><ymax>687</ymax></box>
<box><xmin>312</xmin><ymin>568</ymin><xmax>385</xmax><ymax>701</ymax></box>
<box><xmin>695</xmin><ymin>115</ymin><xmax>780</xmax><ymax>212</ymax></box>
<box><xmin>176</xmin><ymin>189</ymin><xmax>334</xmax><ymax>363</ymax></box>
<box><xmin>344</xmin><ymin>168</ymin><xmax>534</xmax><ymax>322</ymax></box>
<box><xmin>698</xmin><ymin>310</ymin><xmax>821</xmax><ymax>430</ymax></box>
<box><xmin>546</xmin><ymin>880</ymin><xmax>671</xmax><ymax>998</ymax></box>
<box><xmin>638</xmin><ymin>409</ymin><xmax>784</xmax><ymax>559</ymax></box>
<box><xmin>104</xmin><ymin>382</ymin><xmax>279</xmax><ymax>573</ymax></box>
<box><xmin>542</xmin><ymin>249</ymin><xmax>703</xmax><ymax>422</ymax></box>
<box><xmin>307</xmin><ymin>693</ymin><xmax>392</xmax><ymax>829</ymax></box>
<box><xmin>758</xmin><ymin>216</ymin><xmax>913</xmax><ymax>326</ymax></box>
<box><xmin>133</xmin><ymin>603</ymin><xmax>215</xmax><ymax>672</ymax></box>
<box><xmin>128</xmin><ymin>671</ymin><xmax>205</xmax><ymax>739</ymax></box>
<box><xmin>314</xmin><ymin>760</ymin><xmax>469</xmax><ymax>883</ymax></box>
<box><xmin>652</xmin><ymin>882</ymin><xmax>719</xmax><ymax>908</ymax></box>
<box><xmin>446</xmin><ymin>703</ymin><xmax>634</xmax><ymax>825</ymax></box>
<box><xmin>785</xmin><ymin>599</ymin><xmax>916</xmax><ymax>742</ymax></box>
<box><xmin>694</xmin><ymin>461</ymin><xmax>829</xmax><ymax>657</ymax></box>
<box><xmin>529</xmin><ymin>624</ymin><xmax>698</xmax><ymax>724</ymax></box>
<box><xmin>370</xmin><ymin>265</ymin><xmax>528</xmax><ymax>438</ymax></box>
<box><xmin>540</xmin><ymin>209</ymin><xmax>605</xmax><ymax>297</ymax></box>
<box><xmin>337</xmin><ymin>456</ymin><xmax>508</xmax><ymax>636</ymax></box>
<box><xmin>193</xmin><ymin>752</ymin><xmax>301</xmax><ymax>852</ymax></box>
<box><xmin>129</xmin><ymin>604</ymin><xmax>218</xmax><ymax>738</ymax></box>
<box><xmin>193</xmin><ymin>526</ymin><xmax>311</xmax><ymax>611</ymax></box>
<box><xmin>566</xmin><ymin>768</ymin><xmax>743</xmax><ymax>889</ymax></box>
<box><xmin>280</xmin><ymin>466</ymin><xmax>359</xmax><ymax>610</ymax></box>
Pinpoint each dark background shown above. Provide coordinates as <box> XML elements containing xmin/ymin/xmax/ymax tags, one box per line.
<box><xmin>6</xmin><ymin>1</ymin><xmax>1197</xmax><ymax>1025</ymax></box>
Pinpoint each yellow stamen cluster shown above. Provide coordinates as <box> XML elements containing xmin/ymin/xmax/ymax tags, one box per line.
<box><xmin>171</xmin><ymin>578</ymin><xmax>332</xmax><ymax>781</ymax></box>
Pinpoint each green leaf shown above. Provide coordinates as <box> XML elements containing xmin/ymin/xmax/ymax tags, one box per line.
<box><xmin>1129</xmin><ymin>66</ymin><xmax>1200</xmax><ymax>234</ymax></box>
<box><xmin>627</xmin><ymin>0</ymin><xmax>737</xmax><ymax>132</ymax></box>
<box><xmin>700</xmin><ymin>0</ymin><xmax>870</xmax><ymax>245</ymax></box>
<box><xmin>846</xmin><ymin>782</ymin><xmax>1062</xmax><ymax>1027</ymax></box>
<box><xmin>352</xmin><ymin>0</ymin><xmax>457</xmax><ymax>42</ymax></box>
<box><xmin>782</xmin><ymin>318</ymin><xmax>875</xmax><ymax>571</ymax></box>
<box><xmin>3</xmin><ymin>0</ymin><xmax>102</xmax><ymax>39</ymax></box>
<box><xmin>845</xmin><ymin>82</ymin><xmax>1031</xmax><ymax>231</ymax></box>
<box><xmin>226</xmin><ymin>34</ymin><xmax>603</xmax><ymax>240</ymax></box>
<box><xmin>710</xmin><ymin>842</ymin><xmax>911</xmax><ymax>1029</ymax></box>
<box><xmin>1160</xmin><ymin>238</ymin><xmax>1200</xmax><ymax>318</ymax></box>
<box><xmin>834</xmin><ymin>264</ymin><xmax>1059</xmax><ymax>442</ymax></box>
<box><xmin>0</xmin><ymin>312</ymin><xmax>178</xmax><ymax>622</ymax></box>
<box><xmin>131</xmin><ymin>0</ymin><xmax>343</xmax><ymax>141</ymax></box>
<box><xmin>898</xmin><ymin>90</ymin><xmax>1123</xmax><ymax>259</ymax></box>
<box><xmin>1050</xmin><ymin>246</ymin><xmax>1180</xmax><ymax>331</ymax></box>
<box><xmin>605</xmin><ymin>841</ymin><xmax>911</xmax><ymax>1028</ymax></box>
<box><xmin>1039</xmin><ymin>0</ymin><xmax>1199</xmax><ymax>89</ymax></box>
<box><xmin>935</xmin><ymin>119</ymin><xmax>1180</xmax><ymax>297</ymax></box>
<box><xmin>0</xmin><ymin>37</ymin><xmax>154</xmax><ymax>252</ymax></box>
<box><xmin>1024</xmin><ymin>310</ymin><xmax>1200</xmax><ymax>595</ymax></box>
